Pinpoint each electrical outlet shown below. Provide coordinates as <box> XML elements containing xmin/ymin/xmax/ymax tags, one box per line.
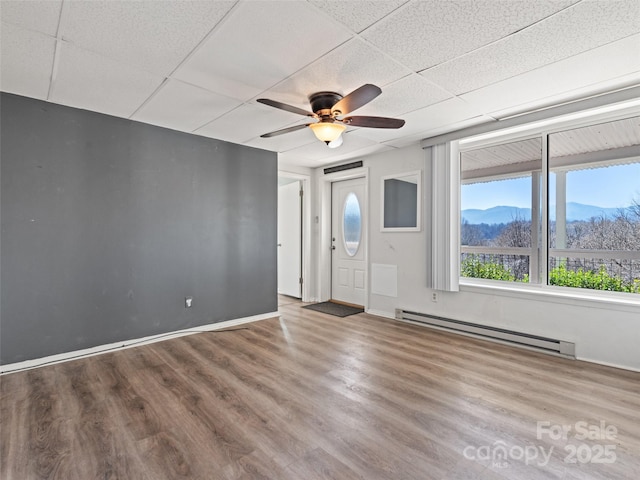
<box><xmin>185</xmin><ymin>296</ymin><xmax>193</xmax><ymax>308</ymax></box>
<box><xmin>431</xmin><ymin>292</ymin><xmax>438</xmax><ymax>302</ymax></box>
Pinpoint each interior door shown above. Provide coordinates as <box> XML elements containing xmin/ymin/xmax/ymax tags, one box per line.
<box><xmin>278</xmin><ymin>180</ymin><xmax>302</xmax><ymax>298</ymax></box>
<box><xmin>331</xmin><ymin>177</ymin><xmax>366</xmax><ymax>307</ymax></box>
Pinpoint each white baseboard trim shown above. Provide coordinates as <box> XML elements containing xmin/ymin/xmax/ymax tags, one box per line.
<box><xmin>576</xmin><ymin>356</ymin><xmax>640</xmax><ymax>373</ymax></box>
<box><xmin>0</xmin><ymin>311</ymin><xmax>279</xmax><ymax>375</ymax></box>
<box><xmin>365</xmin><ymin>308</ymin><xmax>396</xmax><ymax>319</ymax></box>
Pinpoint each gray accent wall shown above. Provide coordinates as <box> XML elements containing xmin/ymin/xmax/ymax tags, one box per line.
<box><xmin>1</xmin><ymin>93</ymin><xmax>277</xmax><ymax>365</ymax></box>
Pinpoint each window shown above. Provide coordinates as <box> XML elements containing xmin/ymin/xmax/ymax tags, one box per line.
<box><xmin>548</xmin><ymin>117</ymin><xmax>640</xmax><ymax>293</ymax></box>
<box><xmin>343</xmin><ymin>192</ymin><xmax>361</xmax><ymax>257</ymax></box>
<box><xmin>461</xmin><ymin>138</ymin><xmax>542</xmax><ymax>283</ymax></box>
<box><xmin>459</xmin><ymin>115</ymin><xmax>640</xmax><ymax>295</ymax></box>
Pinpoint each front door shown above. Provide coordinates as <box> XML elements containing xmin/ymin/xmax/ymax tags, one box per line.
<box><xmin>331</xmin><ymin>178</ymin><xmax>366</xmax><ymax>307</ymax></box>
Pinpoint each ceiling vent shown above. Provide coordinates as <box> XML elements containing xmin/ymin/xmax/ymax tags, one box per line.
<box><xmin>323</xmin><ymin>161</ymin><xmax>363</xmax><ymax>175</ymax></box>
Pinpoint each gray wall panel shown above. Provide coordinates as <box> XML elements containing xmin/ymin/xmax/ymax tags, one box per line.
<box><xmin>1</xmin><ymin>93</ymin><xmax>277</xmax><ymax>364</ymax></box>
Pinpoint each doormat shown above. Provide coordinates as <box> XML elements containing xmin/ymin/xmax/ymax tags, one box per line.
<box><xmin>302</xmin><ymin>301</ymin><xmax>364</xmax><ymax>318</ymax></box>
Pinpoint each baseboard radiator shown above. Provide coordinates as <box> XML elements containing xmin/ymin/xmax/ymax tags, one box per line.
<box><xmin>395</xmin><ymin>309</ymin><xmax>576</xmax><ymax>358</ymax></box>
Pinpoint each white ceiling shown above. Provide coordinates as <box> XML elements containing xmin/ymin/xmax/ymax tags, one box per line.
<box><xmin>1</xmin><ymin>0</ymin><xmax>639</xmax><ymax>168</ymax></box>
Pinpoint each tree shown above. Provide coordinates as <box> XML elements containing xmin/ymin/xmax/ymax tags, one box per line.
<box><xmin>461</xmin><ymin>218</ymin><xmax>487</xmax><ymax>246</ymax></box>
<box><xmin>491</xmin><ymin>215</ymin><xmax>531</xmax><ymax>280</ymax></box>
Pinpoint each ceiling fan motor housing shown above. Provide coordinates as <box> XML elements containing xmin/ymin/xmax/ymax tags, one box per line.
<box><xmin>309</xmin><ymin>92</ymin><xmax>343</xmax><ymax>115</ymax></box>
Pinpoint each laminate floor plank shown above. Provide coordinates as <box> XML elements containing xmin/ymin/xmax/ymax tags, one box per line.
<box><xmin>144</xmin><ymin>341</ymin><xmax>302</xmax><ymax>473</ymax></box>
<box><xmin>2</xmin><ymin>300</ymin><xmax>639</xmax><ymax>479</ymax></box>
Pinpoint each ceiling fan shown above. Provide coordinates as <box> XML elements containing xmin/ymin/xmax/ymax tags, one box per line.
<box><xmin>257</xmin><ymin>84</ymin><xmax>405</xmax><ymax>147</ymax></box>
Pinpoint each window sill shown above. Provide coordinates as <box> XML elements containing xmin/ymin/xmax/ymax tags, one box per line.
<box><xmin>459</xmin><ymin>278</ymin><xmax>640</xmax><ymax>313</ymax></box>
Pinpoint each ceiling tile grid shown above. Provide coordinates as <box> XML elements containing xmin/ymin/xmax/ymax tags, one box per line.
<box><xmin>195</xmin><ymin>103</ymin><xmax>305</xmax><ymax>145</ymax></box>
<box><xmin>59</xmin><ymin>0</ymin><xmax>236</xmax><ymax>77</ymax></box>
<box><xmin>460</xmin><ymin>33</ymin><xmax>640</xmax><ymax>119</ymax></box>
<box><xmin>50</xmin><ymin>42</ymin><xmax>165</xmax><ymax>119</ymax></box>
<box><xmin>244</xmin><ymin>124</ymin><xmax>319</xmax><ymax>154</ymax></box>
<box><xmin>350</xmin><ymin>97</ymin><xmax>486</xmax><ymax>143</ymax></box>
<box><xmin>383</xmin><ymin>115</ymin><xmax>494</xmax><ymax>150</ymax></box>
<box><xmin>309</xmin><ymin>0</ymin><xmax>409</xmax><ymax>33</ymax></box>
<box><xmin>0</xmin><ymin>0</ymin><xmax>63</xmax><ymax>36</ymax></box>
<box><xmin>131</xmin><ymin>79</ymin><xmax>242</xmax><ymax>132</ymax></box>
<box><xmin>0</xmin><ymin>22</ymin><xmax>56</xmax><ymax>100</ymax></box>
<box><xmin>1</xmin><ymin>0</ymin><xmax>639</xmax><ymax>167</ymax></box>
<box><xmin>262</xmin><ymin>37</ymin><xmax>412</xmax><ymax>110</ymax></box>
<box><xmin>172</xmin><ymin>0</ymin><xmax>353</xmax><ymax>102</ymax></box>
<box><xmin>361</xmin><ymin>0</ymin><xmax>578</xmax><ymax>71</ymax></box>
<box><xmin>421</xmin><ymin>0</ymin><xmax>640</xmax><ymax>95</ymax></box>
<box><xmin>354</xmin><ymin>73</ymin><xmax>453</xmax><ymax>117</ymax></box>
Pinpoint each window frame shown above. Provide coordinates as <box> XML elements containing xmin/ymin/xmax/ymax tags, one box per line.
<box><xmin>455</xmin><ymin>102</ymin><xmax>640</xmax><ymax>304</ymax></box>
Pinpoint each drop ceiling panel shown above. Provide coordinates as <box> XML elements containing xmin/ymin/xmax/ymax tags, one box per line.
<box><xmin>310</xmin><ymin>0</ymin><xmax>409</xmax><ymax>33</ymax></box>
<box><xmin>279</xmin><ymin>132</ymin><xmax>379</xmax><ymax>163</ymax></box>
<box><xmin>362</xmin><ymin>0</ymin><xmax>578</xmax><ymax>71</ymax></box>
<box><xmin>245</xmin><ymin>127</ymin><xmax>319</xmax><ymax>154</ymax></box>
<box><xmin>421</xmin><ymin>0</ymin><xmax>640</xmax><ymax>95</ymax></box>
<box><xmin>2</xmin><ymin>0</ymin><xmax>637</xmax><ymax>169</ymax></box>
<box><xmin>264</xmin><ymin>38</ymin><xmax>412</xmax><ymax>109</ymax></box>
<box><xmin>461</xmin><ymin>34</ymin><xmax>640</xmax><ymax>119</ymax></box>
<box><xmin>132</xmin><ymin>79</ymin><xmax>241</xmax><ymax>132</ymax></box>
<box><xmin>386</xmin><ymin>116</ymin><xmax>494</xmax><ymax>148</ymax></box>
<box><xmin>172</xmin><ymin>1</ymin><xmax>353</xmax><ymax>102</ymax></box>
<box><xmin>355</xmin><ymin>74</ymin><xmax>452</xmax><ymax>117</ymax></box>
<box><xmin>1</xmin><ymin>0</ymin><xmax>62</xmax><ymax>36</ymax></box>
<box><xmin>196</xmin><ymin>104</ymin><xmax>302</xmax><ymax>145</ymax></box>
<box><xmin>61</xmin><ymin>0</ymin><xmax>235</xmax><ymax>76</ymax></box>
<box><xmin>351</xmin><ymin>97</ymin><xmax>485</xmax><ymax>143</ymax></box>
<box><xmin>0</xmin><ymin>23</ymin><xmax>55</xmax><ymax>100</ymax></box>
<box><xmin>280</xmin><ymin>141</ymin><xmax>394</xmax><ymax>169</ymax></box>
<box><xmin>51</xmin><ymin>43</ymin><xmax>164</xmax><ymax>118</ymax></box>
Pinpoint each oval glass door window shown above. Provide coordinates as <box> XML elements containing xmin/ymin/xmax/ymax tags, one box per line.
<box><xmin>343</xmin><ymin>193</ymin><xmax>361</xmax><ymax>256</ymax></box>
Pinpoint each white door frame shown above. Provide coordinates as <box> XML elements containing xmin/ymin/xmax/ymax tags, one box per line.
<box><xmin>278</xmin><ymin>170</ymin><xmax>312</xmax><ymax>302</ymax></box>
<box><xmin>317</xmin><ymin>167</ymin><xmax>369</xmax><ymax>308</ymax></box>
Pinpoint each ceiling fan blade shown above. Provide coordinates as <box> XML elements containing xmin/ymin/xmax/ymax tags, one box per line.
<box><xmin>257</xmin><ymin>98</ymin><xmax>315</xmax><ymax>117</ymax></box>
<box><xmin>260</xmin><ymin>123</ymin><xmax>311</xmax><ymax>138</ymax></box>
<box><xmin>332</xmin><ymin>84</ymin><xmax>382</xmax><ymax>115</ymax></box>
<box><xmin>342</xmin><ymin>116</ymin><xmax>405</xmax><ymax>129</ymax></box>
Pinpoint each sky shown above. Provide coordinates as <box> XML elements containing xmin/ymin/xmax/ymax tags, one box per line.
<box><xmin>462</xmin><ymin>163</ymin><xmax>640</xmax><ymax>210</ymax></box>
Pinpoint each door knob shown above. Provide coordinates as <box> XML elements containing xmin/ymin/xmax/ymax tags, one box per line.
<box><xmin>331</xmin><ymin>246</ymin><xmax>336</xmax><ymax>250</ymax></box>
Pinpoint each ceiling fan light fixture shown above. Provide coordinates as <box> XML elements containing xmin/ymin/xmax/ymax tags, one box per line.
<box><xmin>309</xmin><ymin>122</ymin><xmax>346</xmax><ymax>144</ymax></box>
<box><xmin>328</xmin><ymin>135</ymin><xmax>343</xmax><ymax>149</ymax></box>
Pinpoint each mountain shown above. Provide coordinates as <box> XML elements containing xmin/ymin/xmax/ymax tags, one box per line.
<box><xmin>563</xmin><ymin>203</ymin><xmax>622</xmax><ymax>222</ymax></box>
<box><xmin>462</xmin><ymin>203</ymin><xmax>625</xmax><ymax>225</ymax></box>
<box><xmin>462</xmin><ymin>206</ymin><xmax>530</xmax><ymax>225</ymax></box>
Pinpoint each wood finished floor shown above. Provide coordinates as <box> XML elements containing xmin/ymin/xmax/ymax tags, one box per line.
<box><xmin>1</xmin><ymin>296</ymin><xmax>639</xmax><ymax>479</ymax></box>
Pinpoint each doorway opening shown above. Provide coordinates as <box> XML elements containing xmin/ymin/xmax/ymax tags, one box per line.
<box><xmin>277</xmin><ymin>171</ymin><xmax>311</xmax><ymax>302</ymax></box>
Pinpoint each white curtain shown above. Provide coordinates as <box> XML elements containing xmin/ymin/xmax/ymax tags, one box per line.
<box><xmin>426</xmin><ymin>143</ymin><xmax>460</xmax><ymax>292</ymax></box>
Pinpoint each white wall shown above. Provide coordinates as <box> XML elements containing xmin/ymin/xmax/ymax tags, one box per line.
<box><xmin>278</xmin><ymin>162</ymin><xmax>313</xmax><ymax>177</ymax></box>
<box><xmin>317</xmin><ymin>144</ymin><xmax>640</xmax><ymax>372</ymax></box>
